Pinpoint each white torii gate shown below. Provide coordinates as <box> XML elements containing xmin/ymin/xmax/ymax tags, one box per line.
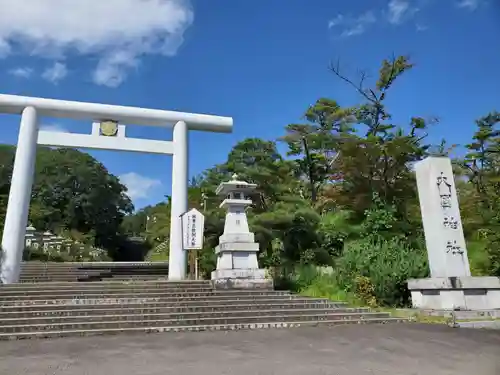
<box><xmin>0</xmin><ymin>94</ymin><xmax>233</xmax><ymax>284</ymax></box>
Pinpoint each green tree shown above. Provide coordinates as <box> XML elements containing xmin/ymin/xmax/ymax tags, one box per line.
<box><xmin>30</xmin><ymin>147</ymin><xmax>133</xmax><ymax>248</ymax></box>
<box><xmin>462</xmin><ymin>111</ymin><xmax>500</xmax><ymax>275</ymax></box>
<box><xmin>201</xmin><ymin>138</ymin><xmax>299</xmax><ymax>211</ymax></box>
<box><xmin>0</xmin><ymin>145</ymin><xmax>15</xmax><ymax>236</ymax></box>
<box><xmin>280</xmin><ymin>98</ymin><xmax>351</xmax><ymax>203</ymax></box>
<box><xmin>320</xmin><ymin>56</ymin><xmax>435</xmax><ymax>224</ymax></box>
<box><xmin>0</xmin><ymin>144</ymin><xmax>137</xmax><ymax>259</ymax></box>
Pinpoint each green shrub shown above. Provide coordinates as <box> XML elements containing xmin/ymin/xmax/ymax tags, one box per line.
<box><xmin>272</xmin><ymin>263</ymin><xmax>319</xmax><ymax>291</ymax></box>
<box><xmin>336</xmin><ymin>237</ymin><xmax>429</xmax><ymax>307</ymax></box>
<box><xmin>317</xmin><ymin>210</ymin><xmax>361</xmax><ymax>257</ymax></box>
<box><xmin>189</xmin><ymin>247</ymin><xmax>218</xmax><ymax>280</ymax></box>
<box><xmin>23</xmin><ymin>246</ymin><xmax>71</xmax><ymax>262</ymax></box>
<box><xmin>467</xmin><ymin>240</ymin><xmax>490</xmax><ymax>276</ymax></box>
<box><xmin>353</xmin><ymin>275</ymin><xmax>377</xmax><ymax>307</ymax></box>
<box><xmin>272</xmin><ymin>264</ymin><xmax>363</xmax><ymax>305</ymax></box>
<box><xmin>486</xmin><ymin>238</ymin><xmax>500</xmax><ymax>277</ymax></box>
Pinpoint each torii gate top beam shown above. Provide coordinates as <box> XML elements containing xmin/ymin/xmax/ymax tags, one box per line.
<box><xmin>0</xmin><ymin>94</ymin><xmax>233</xmax><ymax>133</ymax></box>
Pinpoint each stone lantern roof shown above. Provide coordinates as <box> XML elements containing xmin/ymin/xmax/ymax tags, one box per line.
<box><xmin>26</xmin><ymin>225</ymin><xmax>36</xmax><ymax>232</ymax></box>
<box><xmin>215</xmin><ymin>174</ymin><xmax>257</xmax><ymax>196</ymax></box>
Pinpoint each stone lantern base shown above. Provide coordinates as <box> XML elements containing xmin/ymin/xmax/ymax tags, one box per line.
<box><xmin>211</xmin><ymin>268</ymin><xmax>273</xmax><ymax>290</ymax></box>
<box><xmin>211</xmin><ymin>238</ymin><xmax>273</xmax><ymax>290</ymax></box>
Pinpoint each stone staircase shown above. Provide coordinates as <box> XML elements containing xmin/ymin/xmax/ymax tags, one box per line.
<box><xmin>0</xmin><ymin>279</ymin><xmax>405</xmax><ymax>340</ymax></box>
<box><xmin>19</xmin><ymin>262</ymin><xmax>169</xmax><ymax>282</ymax></box>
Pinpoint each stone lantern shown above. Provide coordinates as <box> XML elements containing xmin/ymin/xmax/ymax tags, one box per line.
<box><xmin>42</xmin><ymin>231</ymin><xmax>53</xmax><ymax>252</ymax></box>
<box><xmin>24</xmin><ymin>225</ymin><xmax>36</xmax><ymax>248</ymax></box>
<box><xmin>211</xmin><ymin>174</ymin><xmax>272</xmax><ymax>289</ymax></box>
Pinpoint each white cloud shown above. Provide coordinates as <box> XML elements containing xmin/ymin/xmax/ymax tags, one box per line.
<box><xmin>328</xmin><ymin>11</ymin><xmax>376</xmax><ymax>37</ymax></box>
<box><xmin>387</xmin><ymin>0</ymin><xmax>419</xmax><ymax>25</ymax></box>
<box><xmin>40</xmin><ymin>123</ymin><xmax>70</xmax><ymax>133</ymax></box>
<box><xmin>457</xmin><ymin>0</ymin><xmax>481</xmax><ymax>10</ymax></box>
<box><xmin>92</xmin><ymin>50</ymin><xmax>139</xmax><ymax>88</ymax></box>
<box><xmin>0</xmin><ymin>39</ymin><xmax>10</xmax><ymax>57</ymax></box>
<box><xmin>416</xmin><ymin>23</ymin><xmax>429</xmax><ymax>31</ymax></box>
<box><xmin>9</xmin><ymin>67</ymin><xmax>33</xmax><ymax>78</ymax></box>
<box><xmin>42</xmin><ymin>62</ymin><xmax>68</xmax><ymax>84</ymax></box>
<box><xmin>328</xmin><ymin>15</ymin><xmax>345</xmax><ymax>29</ymax></box>
<box><xmin>119</xmin><ymin>172</ymin><xmax>162</xmax><ymax>201</ymax></box>
<box><xmin>0</xmin><ymin>0</ymin><xmax>194</xmax><ymax>87</ymax></box>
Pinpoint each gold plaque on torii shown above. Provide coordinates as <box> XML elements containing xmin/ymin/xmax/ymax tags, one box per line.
<box><xmin>100</xmin><ymin>120</ymin><xmax>119</xmax><ymax>137</ymax></box>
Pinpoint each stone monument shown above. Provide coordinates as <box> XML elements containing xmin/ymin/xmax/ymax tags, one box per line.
<box><xmin>211</xmin><ymin>174</ymin><xmax>272</xmax><ymax>289</ymax></box>
<box><xmin>408</xmin><ymin>156</ymin><xmax>500</xmax><ymax>310</ymax></box>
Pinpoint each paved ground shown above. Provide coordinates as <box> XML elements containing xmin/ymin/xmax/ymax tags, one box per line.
<box><xmin>0</xmin><ymin>324</ymin><xmax>499</xmax><ymax>375</ymax></box>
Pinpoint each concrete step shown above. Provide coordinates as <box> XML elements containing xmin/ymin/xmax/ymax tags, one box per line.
<box><xmin>20</xmin><ymin>271</ymin><xmax>102</xmax><ymax>275</ymax></box>
<box><xmin>0</xmin><ymin>287</ymin><xmax>217</xmax><ymax>297</ymax></box>
<box><xmin>0</xmin><ymin>290</ymin><xmax>290</xmax><ymax>302</ymax></box>
<box><xmin>0</xmin><ymin>301</ymin><xmax>355</xmax><ymax>317</ymax></box>
<box><xmin>19</xmin><ymin>273</ymin><xmax>169</xmax><ymax>279</ymax></box>
<box><xmin>0</xmin><ymin>275</ymin><xmax>404</xmax><ymax>341</ymax></box>
<box><xmin>0</xmin><ymin>298</ymin><xmax>342</xmax><ymax>312</ymax></box>
<box><xmin>1</xmin><ymin>280</ymin><xmax>209</xmax><ymax>288</ymax></box>
<box><xmin>19</xmin><ymin>277</ymin><xmax>80</xmax><ymax>284</ymax></box>
<box><xmin>0</xmin><ymin>289</ymin><xmax>220</xmax><ymax>297</ymax></box>
<box><xmin>0</xmin><ymin>317</ymin><xmax>407</xmax><ymax>340</ymax></box>
<box><xmin>20</xmin><ymin>273</ymin><xmax>169</xmax><ymax>276</ymax></box>
<box><xmin>0</xmin><ymin>280</ymin><xmax>207</xmax><ymax>297</ymax></box>
<box><xmin>20</xmin><ymin>270</ymin><xmax>170</xmax><ymax>274</ymax></box>
<box><xmin>0</xmin><ymin>309</ymin><xmax>386</xmax><ymax>326</ymax></box>
<box><xmin>19</xmin><ymin>262</ymin><xmax>170</xmax><ymax>282</ymax></box>
<box><xmin>20</xmin><ymin>262</ymin><xmax>168</xmax><ymax>266</ymax></box>
<box><xmin>0</xmin><ymin>294</ymin><xmax>300</xmax><ymax>307</ymax></box>
<box><xmin>19</xmin><ymin>277</ymin><xmax>98</xmax><ymax>281</ymax></box>
<box><xmin>19</xmin><ymin>276</ymin><xmax>84</xmax><ymax>279</ymax></box>
<box><xmin>0</xmin><ymin>282</ymin><xmax>210</xmax><ymax>292</ymax></box>
<box><xmin>110</xmin><ymin>276</ymin><xmax>168</xmax><ymax>280</ymax></box>
<box><xmin>21</xmin><ymin>267</ymin><xmax>169</xmax><ymax>271</ymax></box>
<box><xmin>0</xmin><ymin>311</ymin><xmax>394</xmax><ymax>334</ymax></box>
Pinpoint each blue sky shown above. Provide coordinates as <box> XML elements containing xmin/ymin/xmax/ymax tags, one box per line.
<box><xmin>0</xmin><ymin>0</ymin><xmax>498</xmax><ymax>209</ymax></box>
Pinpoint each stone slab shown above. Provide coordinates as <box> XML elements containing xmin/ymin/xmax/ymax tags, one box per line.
<box><xmin>419</xmin><ymin>308</ymin><xmax>500</xmax><ymax>320</ymax></box>
<box><xmin>215</xmin><ymin>242</ymin><xmax>259</xmax><ymax>253</ymax></box>
<box><xmin>408</xmin><ymin>276</ymin><xmax>500</xmax><ymax>289</ymax></box>
<box><xmin>408</xmin><ymin>276</ymin><xmax>500</xmax><ymax>310</ymax></box>
<box><xmin>455</xmin><ymin>320</ymin><xmax>500</xmax><ymax>329</ymax></box>
<box><xmin>219</xmin><ymin>233</ymin><xmax>255</xmax><ymax>243</ymax></box>
<box><xmin>211</xmin><ymin>268</ymin><xmax>267</xmax><ymax>279</ymax></box>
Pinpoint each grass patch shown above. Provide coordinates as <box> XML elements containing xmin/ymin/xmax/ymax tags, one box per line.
<box><xmin>298</xmin><ymin>271</ymin><xmax>365</xmax><ymax>307</ymax></box>
<box><xmin>146</xmin><ymin>250</ymin><xmax>169</xmax><ymax>262</ymax></box>
<box><xmin>373</xmin><ymin>308</ymin><xmax>451</xmax><ymax>324</ymax></box>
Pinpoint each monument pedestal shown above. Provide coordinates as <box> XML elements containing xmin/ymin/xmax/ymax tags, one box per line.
<box><xmin>408</xmin><ymin>277</ymin><xmax>500</xmax><ymax>310</ymax></box>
